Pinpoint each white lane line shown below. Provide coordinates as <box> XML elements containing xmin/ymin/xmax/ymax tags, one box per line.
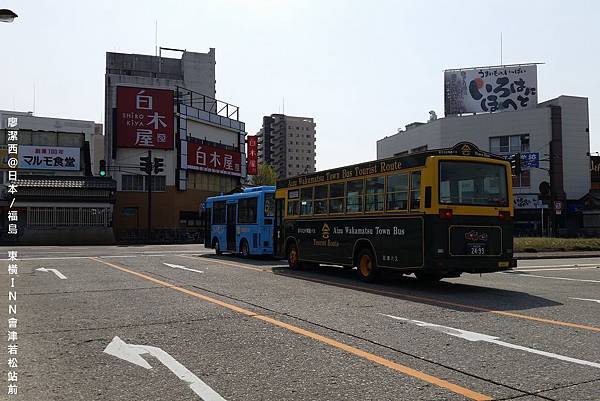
<box><xmin>515</xmin><ymin>266</ymin><xmax>598</xmax><ymax>272</ymax></box>
<box><xmin>35</xmin><ymin>267</ymin><xmax>67</xmax><ymax>280</ymax></box>
<box><xmin>381</xmin><ymin>314</ymin><xmax>600</xmax><ymax>369</ymax></box>
<box><xmin>502</xmin><ymin>272</ymin><xmax>600</xmax><ymax>283</ymax></box>
<box><xmin>163</xmin><ymin>262</ymin><xmax>204</xmax><ymax>274</ymax></box>
<box><xmin>570</xmin><ymin>297</ymin><xmax>600</xmax><ymax>305</ymax></box>
<box><xmin>104</xmin><ymin>336</ymin><xmax>226</xmax><ymax>400</ymax></box>
<box><xmin>518</xmin><ymin>263</ymin><xmax>600</xmax><ymax>268</ymax></box>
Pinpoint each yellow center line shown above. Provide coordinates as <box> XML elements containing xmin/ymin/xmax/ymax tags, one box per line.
<box><xmin>90</xmin><ymin>257</ymin><xmax>491</xmax><ymax>401</ymax></box>
<box><xmin>177</xmin><ymin>255</ymin><xmax>600</xmax><ymax>333</ymax></box>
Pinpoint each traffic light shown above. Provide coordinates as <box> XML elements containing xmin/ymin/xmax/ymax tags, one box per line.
<box><xmin>153</xmin><ymin>157</ymin><xmax>164</xmax><ymax>174</ymax></box>
<box><xmin>99</xmin><ymin>160</ymin><xmax>107</xmax><ymax>177</ymax></box>
<box><xmin>140</xmin><ymin>155</ymin><xmax>152</xmax><ymax>174</ymax></box>
<box><xmin>510</xmin><ymin>153</ymin><xmax>522</xmax><ymax>176</ymax></box>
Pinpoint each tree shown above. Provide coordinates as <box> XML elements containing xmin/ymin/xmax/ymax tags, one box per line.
<box><xmin>250</xmin><ymin>163</ymin><xmax>277</xmax><ymax>186</ymax></box>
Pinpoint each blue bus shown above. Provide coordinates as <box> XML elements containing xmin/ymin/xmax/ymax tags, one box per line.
<box><xmin>203</xmin><ymin>186</ymin><xmax>275</xmax><ymax>257</ymax></box>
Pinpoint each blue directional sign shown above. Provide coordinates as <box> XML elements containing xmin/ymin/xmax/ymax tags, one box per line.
<box><xmin>520</xmin><ymin>152</ymin><xmax>539</xmax><ymax>169</ymax></box>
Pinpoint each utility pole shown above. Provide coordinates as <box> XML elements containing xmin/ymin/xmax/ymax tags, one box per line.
<box><xmin>140</xmin><ymin>151</ymin><xmax>153</xmax><ymax>237</ymax></box>
<box><xmin>147</xmin><ymin>150</ymin><xmax>152</xmax><ymax>236</ymax></box>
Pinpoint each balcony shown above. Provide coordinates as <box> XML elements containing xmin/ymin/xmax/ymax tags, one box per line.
<box><xmin>176</xmin><ymin>86</ymin><xmax>245</xmax><ymax>132</ymax></box>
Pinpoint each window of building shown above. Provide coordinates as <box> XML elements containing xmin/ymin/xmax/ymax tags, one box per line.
<box><xmin>238</xmin><ymin>197</ymin><xmax>258</xmax><ymax>224</ymax></box>
<box><xmin>300</xmin><ymin>187</ymin><xmax>313</xmax><ymax>215</ymax></box>
<box><xmin>179</xmin><ymin>211</ymin><xmax>201</xmax><ymax>227</ymax></box>
<box><xmin>365</xmin><ymin>177</ymin><xmax>384</xmax><ymax>212</ymax></box>
<box><xmin>121</xmin><ymin>175</ymin><xmax>145</xmax><ymax>191</ymax></box>
<box><xmin>386</xmin><ymin>173</ymin><xmax>408</xmax><ymax>211</ymax></box>
<box><xmin>213</xmin><ymin>201</ymin><xmax>226</xmax><ymax>224</ymax></box>
<box><xmin>150</xmin><ymin>175</ymin><xmax>166</xmax><ymax>192</ymax></box>
<box><xmin>314</xmin><ymin>185</ymin><xmax>328</xmax><ymax>214</ymax></box>
<box><xmin>490</xmin><ymin>134</ymin><xmax>530</xmax><ymax>154</ymax></box>
<box><xmin>346</xmin><ymin>179</ymin><xmax>364</xmax><ymax>213</ymax></box>
<box><xmin>329</xmin><ymin>183</ymin><xmax>345</xmax><ymax>214</ymax></box>
<box><xmin>410</xmin><ymin>171</ymin><xmax>421</xmax><ymax>209</ymax></box>
<box><xmin>489</xmin><ymin>134</ymin><xmax>531</xmax><ymax>188</ymax></box>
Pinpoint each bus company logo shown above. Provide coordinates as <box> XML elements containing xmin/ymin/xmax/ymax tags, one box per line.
<box><xmin>322</xmin><ymin>223</ymin><xmax>331</xmax><ymax>240</ymax></box>
<box><xmin>464</xmin><ymin>230</ymin><xmax>488</xmax><ymax>242</ymax></box>
<box><xmin>460</xmin><ymin>144</ymin><xmax>472</xmax><ymax>156</ymax></box>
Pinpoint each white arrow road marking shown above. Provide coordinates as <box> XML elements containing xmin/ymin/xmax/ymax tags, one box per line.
<box><xmin>104</xmin><ymin>336</ymin><xmax>226</xmax><ymax>401</ymax></box>
<box><xmin>570</xmin><ymin>297</ymin><xmax>600</xmax><ymax>304</ymax></box>
<box><xmin>35</xmin><ymin>267</ymin><xmax>67</xmax><ymax>280</ymax></box>
<box><xmin>163</xmin><ymin>262</ymin><xmax>204</xmax><ymax>274</ymax></box>
<box><xmin>501</xmin><ymin>272</ymin><xmax>600</xmax><ymax>283</ymax></box>
<box><xmin>381</xmin><ymin>314</ymin><xmax>600</xmax><ymax>369</ymax></box>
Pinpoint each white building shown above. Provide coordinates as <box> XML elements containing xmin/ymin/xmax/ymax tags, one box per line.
<box><xmin>377</xmin><ymin>96</ymin><xmax>590</xmax><ymax>235</ymax></box>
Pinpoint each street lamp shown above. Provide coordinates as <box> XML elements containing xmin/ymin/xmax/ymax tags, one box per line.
<box><xmin>0</xmin><ymin>9</ymin><xmax>18</xmax><ymax>23</ymax></box>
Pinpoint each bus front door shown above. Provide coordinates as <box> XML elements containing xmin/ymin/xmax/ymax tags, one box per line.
<box><xmin>203</xmin><ymin>207</ymin><xmax>211</xmax><ymax>247</ymax></box>
<box><xmin>226</xmin><ymin>203</ymin><xmax>237</xmax><ymax>252</ymax></box>
<box><xmin>274</xmin><ymin>198</ymin><xmax>285</xmax><ymax>258</ymax></box>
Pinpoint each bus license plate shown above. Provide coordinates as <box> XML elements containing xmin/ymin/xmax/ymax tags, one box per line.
<box><xmin>468</xmin><ymin>244</ymin><xmax>486</xmax><ymax>255</ymax></box>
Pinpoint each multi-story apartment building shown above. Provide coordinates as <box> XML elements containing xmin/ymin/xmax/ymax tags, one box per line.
<box><xmin>256</xmin><ymin>114</ymin><xmax>316</xmax><ymax>179</ymax></box>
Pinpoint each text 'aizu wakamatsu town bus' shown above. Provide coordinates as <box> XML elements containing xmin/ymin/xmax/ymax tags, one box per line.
<box><xmin>273</xmin><ymin>142</ymin><xmax>517</xmax><ymax>282</ymax></box>
<box><xmin>204</xmin><ymin>186</ymin><xmax>275</xmax><ymax>257</ymax></box>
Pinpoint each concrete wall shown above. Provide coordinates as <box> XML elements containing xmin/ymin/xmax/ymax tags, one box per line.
<box><xmin>182</xmin><ymin>49</ymin><xmax>216</xmax><ymax>98</ymax></box>
<box><xmin>539</xmin><ymin>96</ymin><xmax>590</xmax><ymax>200</ymax></box>
<box><xmin>187</xmin><ymin>119</ymin><xmax>238</xmax><ymax>147</ymax></box>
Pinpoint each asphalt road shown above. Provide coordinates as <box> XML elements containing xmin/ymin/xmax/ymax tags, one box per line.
<box><xmin>1</xmin><ymin>244</ymin><xmax>599</xmax><ymax>401</ymax></box>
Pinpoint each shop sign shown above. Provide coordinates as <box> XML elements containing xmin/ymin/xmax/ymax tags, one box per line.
<box><xmin>116</xmin><ymin>86</ymin><xmax>174</xmax><ymax>149</ymax></box>
<box><xmin>18</xmin><ymin>145</ymin><xmax>80</xmax><ymax>171</ymax></box>
<box><xmin>187</xmin><ymin>142</ymin><xmax>242</xmax><ymax>177</ymax></box>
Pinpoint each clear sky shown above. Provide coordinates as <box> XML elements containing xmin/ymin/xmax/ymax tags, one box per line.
<box><xmin>1</xmin><ymin>0</ymin><xmax>598</xmax><ymax>170</ymax></box>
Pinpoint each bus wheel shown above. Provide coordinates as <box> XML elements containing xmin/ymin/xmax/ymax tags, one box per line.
<box><xmin>240</xmin><ymin>239</ymin><xmax>250</xmax><ymax>258</ymax></box>
<box><xmin>356</xmin><ymin>248</ymin><xmax>379</xmax><ymax>282</ymax></box>
<box><xmin>287</xmin><ymin>242</ymin><xmax>301</xmax><ymax>270</ymax></box>
<box><xmin>213</xmin><ymin>239</ymin><xmax>222</xmax><ymax>255</ymax></box>
<box><xmin>415</xmin><ymin>271</ymin><xmax>443</xmax><ymax>283</ymax></box>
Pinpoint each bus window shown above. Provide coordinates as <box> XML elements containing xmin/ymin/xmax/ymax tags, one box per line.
<box><xmin>288</xmin><ymin>200</ymin><xmax>299</xmax><ymax>216</ymax></box>
<box><xmin>346</xmin><ymin>179</ymin><xmax>364</xmax><ymax>213</ymax></box>
<box><xmin>300</xmin><ymin>187</ymin><xmax>314</xmax><ymax>215</ymax></box>
<box><xmin>213</xmin><ymin>201</ymin><xmax>226</xmax><ymax>224</ymax></box>
<box><xmin>238</xmin><ymin>198</ymin><xmax>258</xmax><ymax>224</ymax></box>
<box><xmin>410</xmin><ymin>171</ymin><xmax>421</xmax><ymax>209</ymax></box>
<box><xmin>365</xmin><ymin>176</ymin><xmax>384</xmax><ymax>212</ymax></box>
<box><xmin>314</xmin><ymin>185</ymin><xmax>328</xmax><ymax>215</ymax></box>
<box><xmin>329</xmin><ymin>183</ymin><xmax>345</xmax><ymax>214</ymax></box>
<box><xmin>264</xmin><ymin>193</ymin><xmax>275</xmax><ymax>217</ymax></box>
<box><xmin>386</xmin><ymin>173</ymin><xmax>408</xmax><ymax>211</ymax></box>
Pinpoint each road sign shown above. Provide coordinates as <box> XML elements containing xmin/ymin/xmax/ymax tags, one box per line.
<box><xmin>520</xmin><ymin>152</ymin><xmax>539</xmax><ymax>169</ymax></box>
<box><xmin>554</xmin><ymin>200</ymin><xmax>563</xmax><ymax>210</ymax></box>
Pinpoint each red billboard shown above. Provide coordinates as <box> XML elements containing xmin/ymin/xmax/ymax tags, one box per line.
<box><xmin>187</xmin><ymin>142</ymin><xmax>242</xmax><ymax>177</ymax></box>
<box><xmin>247</xmin><ymin>135</ymin><xmax>258</xmax><ymax>175</ymax></box>
<box><xmin>116</xmin><ymin>86</ymin><xmax>174</xmax><ymax>149</ymax></box>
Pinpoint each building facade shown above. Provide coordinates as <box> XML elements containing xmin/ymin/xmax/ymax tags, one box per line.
<box><xmin>377</xmin><ymin>96</ymin><xmax>590</xmax><ymax>236</ymax></box>
<box><xmin>0</xmin><ymin>110</ymin><xmax>115</xmax><ymax>244</ymax></box>
<box><xmin>257</xmin><ymin>114</ymin><xmax>316</xmax><ymax>179</ymax></box>
<box><xmin>105</xmin><ymin>49</ymin><xmax>247</xmax><ymax>241</ymax></box>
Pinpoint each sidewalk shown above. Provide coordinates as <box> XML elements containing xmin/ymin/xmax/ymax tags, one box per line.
<box><xmin>515</xmin><ymin>250</ymin><xmax>600</xmax><ymax>260</ymax></box>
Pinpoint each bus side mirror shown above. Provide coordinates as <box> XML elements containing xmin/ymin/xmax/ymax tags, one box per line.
<box><xmin>425</xmin><ymin>186</ymin><xmax>432</xmax><ymax>208</ymax></box>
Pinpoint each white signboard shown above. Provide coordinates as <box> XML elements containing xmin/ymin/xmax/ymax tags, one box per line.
<box><xmin>514</xmin><ymin>194</ymin><xmax>542</xmax><ymax>209</ymax></box>
<box><xmin>444</xmin><ymin>65</ymin><xmax>537</xmax><ymax>115</ymax></box>
<box><xmin>18</xmin><ymin>145</ymin><xmax>80</xmax><ymax>171</ymax></box>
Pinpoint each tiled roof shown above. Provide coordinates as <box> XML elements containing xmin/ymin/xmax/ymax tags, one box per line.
<box><xmin>16</xmin><ymin>175</ymin><xmax>116</xmax><ymax>189</ymax></box>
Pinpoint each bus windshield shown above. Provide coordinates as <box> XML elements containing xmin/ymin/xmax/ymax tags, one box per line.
<box><xmin>439</xmin><ymin>161</ymin><xmax>508</xmax><ymax>206</ymax></box>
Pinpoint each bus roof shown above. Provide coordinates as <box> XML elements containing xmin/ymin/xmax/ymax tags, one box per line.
<box><xmin>276</xmin><ymin>142</ymin><xmax>506</xmax><ymax>189</ymax></box>
<box><xmin>205</xmin><ymin>186</ymin><xmax>275</xmax><ymax>203</ymax></box>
